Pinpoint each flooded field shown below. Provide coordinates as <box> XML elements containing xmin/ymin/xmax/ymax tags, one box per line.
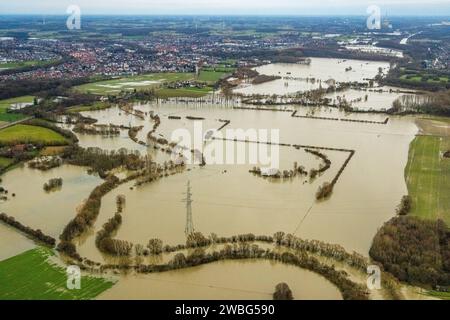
<box><xmin>0</xmin><ymin>58</ymin><xmax>421</xmax><ymax>299</ymax></box>
<box><xmin>98</xmin><ymin>260</ymin><xmax>342</xmax><ymax>300</ymax></box>
<box><xmin>324</xmin><ymin>86</ymin><xmax>409</xmax><ymax>111</ymax></box>
<box><xmin>0</xmin><ymin>164</ymin><xmax>102</xmax><ymax>239</ymax></box>
<box><xmin>234</xmin><ymin>58</ymin><xmax>391</xmax><ymax>95</ymax></box>
<box><xmin>0</xmin><ymin>224</ymin><xmax>35</xmax><ymax>261</ymax></box>
<box><xmin>74</xmin><ymin>99</ymin><xmax>417</xmax><ymax>262</ymax></box>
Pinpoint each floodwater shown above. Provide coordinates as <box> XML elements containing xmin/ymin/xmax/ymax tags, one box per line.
<box><xmin>76</xmin><ymin>99</ymin><xmax>417</xmax><ymax>262</ymax></box>
<box><xmin>234</xmin><ymin>58</ymin><xmax>391</xmax><ymax>95</ymax></box>
<box><xmin>98</xmin><ymin>260</ymin><xmax>342</xmax><ymax>300</ymax></box>
<box><xmin>0</xmin><ymin>164</ymin><xmax>102</xmax><ymax>239</ymax></box>
<box><xmin>0</xmin><ymin>58</ymin><xmax>420</xmax><ymax>299</ymax></box>
<box><xmin>324</xmin><ymin>86</ymin><xmax>409</xmax><ymax>111</ymax></box>
<box><xmin>0</xmin><ymin>224</ymin><xmax>35</xmax><ymax>261</ymax></box>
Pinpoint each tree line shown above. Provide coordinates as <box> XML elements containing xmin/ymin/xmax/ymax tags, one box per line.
<box><xmin>96</xmin><ymin>195</ymin><xmax>134</xmax><ymax>256</ymax></box>
<box><xmin>58</xmin><ymin>175</ymin><xmax>120</xmax><ymax>261</ymax></box>
<box><xmin>96</xmin><ymin>243</ymin><xmax>368</xmax><ymax>300</ymax></box>
<box><xmin>0</xmin><ymin>77</ymin><xmax>92</xmax><ymax>101</ymax></box>
<box><xmin>62</xmin><ymin>146</ymin><xmax>146</xmax><ymax>177</ymax></box>
<box><xmin>0</xmin><ymin>212</ymin><xmax>56</xmax><ymax>247</ymax></box>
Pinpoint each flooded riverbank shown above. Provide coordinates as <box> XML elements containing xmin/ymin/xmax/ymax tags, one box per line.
<box><xmin>0</xmin><ymin>224</ymin><xmax>35</xmax><ymax>261</ymax></box>
<box><xmin>73</xmin><ymin>100</ymin><xmax>418</xmax><ymax>262</ymax></box>
<box><xmin>98</xmin><ymin>259</ymin><xmax>342</xmax><ymax>300</ymax></box>
<box><xmin>234</xmin><ymin>58</ymin><xmax>391</xmax><ymax>96</ymax></box>
<box><xmin>0</xmin><ymin>96</ymin><xmax>418</xmax><ymax>299</ymax></box>
<box><xmin>0</xmin><ymin>164</ymin><xmax>102</xmax><ymax>239</ymax></box>
<box><xmin>0</xmin><ymin>58</ymin><xmax>422</xmax><ymax>300</ymax></box>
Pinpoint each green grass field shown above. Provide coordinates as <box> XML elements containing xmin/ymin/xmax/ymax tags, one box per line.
<box><xmin>405</xmin><ymin>135</ymin><xmax>450</xmax><ymax>224</ymax></box>
<box><xmin>155</xmin><ymin>86</ymin><xmax>213</xmax><ymax>98</ymax></box>
<box><xmin>0</xmin><ymin>124</ymin><xmax>68</xmax><ymax>146</ymax></box>
<box><xmin>198</xmin><ymin>70</ymin><xmax>229</xmax><ymax>83</ymax></box>
<box><xmin>202</xmin><ymin>66</ymin><xmax>236</xmax><ymax>73</ymax></box>
<box><xmin>74</xmin><ymin>73</ymin><xmax>195</xmax><ymax>95</ymax></box>
<box><xmin>0</xmin><ymin>156</ymin><xmax>14</xmax><ymax>169</ymax></box>
<box><xmin>0</xmin><ymin>96</ymin><xmax>34</xmax><ymax>122</ymax></box>
<box><xmin>0</xmin><ymin>60</ymin><xmax>55</xmax><ymax>70</ymax></box>
<box><xmin>424</xmin><ymin>290</ymin><xmax>450</xmax><ymax>300</ymax></box>
<box><xmin>0</xmin><ymin>247</ymin><xmax>115</xmax><ymax>300</ymax></box>
<box><xmin>400</xmin><ymin>74</ymin><xmax>449</xmax><ymax>84</ymax></box>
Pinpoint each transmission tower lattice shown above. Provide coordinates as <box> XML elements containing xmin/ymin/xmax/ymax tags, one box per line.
<box><xmin>183</xmin><ymin>181</ymin><xmax>194</xmax><ymax>236</ymax></box>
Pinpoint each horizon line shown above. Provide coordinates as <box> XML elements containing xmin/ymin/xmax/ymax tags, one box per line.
<box><xmin>1</xmin><ymin>13</ymin><xmax>449</xmax><ymax>17</ymax></box>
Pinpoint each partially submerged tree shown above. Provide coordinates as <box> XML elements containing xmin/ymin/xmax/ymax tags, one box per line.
<box><xmin>147</xmin><ymin>238</ymin><xmax>163</xmax><ymax>255</ymax></box>
<box><xmin>273</xmin><ymin>283</ymin><xmax>294</xmax><ymax>300</ymax></box>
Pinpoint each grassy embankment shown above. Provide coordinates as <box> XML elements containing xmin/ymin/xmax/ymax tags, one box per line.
<box><xmin>0</xmin><ymin>96</ymin><xmax>34</xmax><ymax>122</ymax></box>
<box><xmin>0</xmin><ymin>247</ymin><xmax>115</xmax><ymax>300</ymax></box>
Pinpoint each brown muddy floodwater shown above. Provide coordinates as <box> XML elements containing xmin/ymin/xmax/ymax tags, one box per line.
<box><xmin>234</xmin><ymin>58</ymin><xmax>390</xmax><ymax>96</ymax></box>
<box><xmin>77</xmin><ymin>101</ymin><xmax>417</xmax><ymax>263</ymax></box>
<box><xmin>0</xmin><ymin>224</ymin><xmax>35</xmax><ymax>261</ymax></box>
<box><xmin>324</xmin><ymin>86</ymin><xmax>411</xmax><ymax>111</ymax></box>
<box><xmin>98</xmin><ymin>260</ymin><xmax>342</xmax><ymax>300</ymax></box>
<box><xmin>0</xmin><ymin>164</ymin><xmax>102</xmax><ymax>239</ymax></box>
<box><xmin>0</xmin><ymin>59</ymin><xmax>420</xmax><ymax>299</ymax></box>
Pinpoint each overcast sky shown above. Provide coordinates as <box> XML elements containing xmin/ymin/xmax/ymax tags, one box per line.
<box><xmin>1</xmin><ymin>0</ymin><xmax>449</xmax><ymax>15</ymax></box>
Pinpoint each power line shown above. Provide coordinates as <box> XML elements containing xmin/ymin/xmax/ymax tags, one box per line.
<box><xmin>293</xmin><ymin>200</ymin><xmax>315</xmax><ymax>234</ymax></box>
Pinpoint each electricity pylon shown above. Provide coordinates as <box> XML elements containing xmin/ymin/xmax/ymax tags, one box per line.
<box><xmin>183</xmin><ymin>180</ymin><xmax>194</xmax><ymax>236</ymax></box>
